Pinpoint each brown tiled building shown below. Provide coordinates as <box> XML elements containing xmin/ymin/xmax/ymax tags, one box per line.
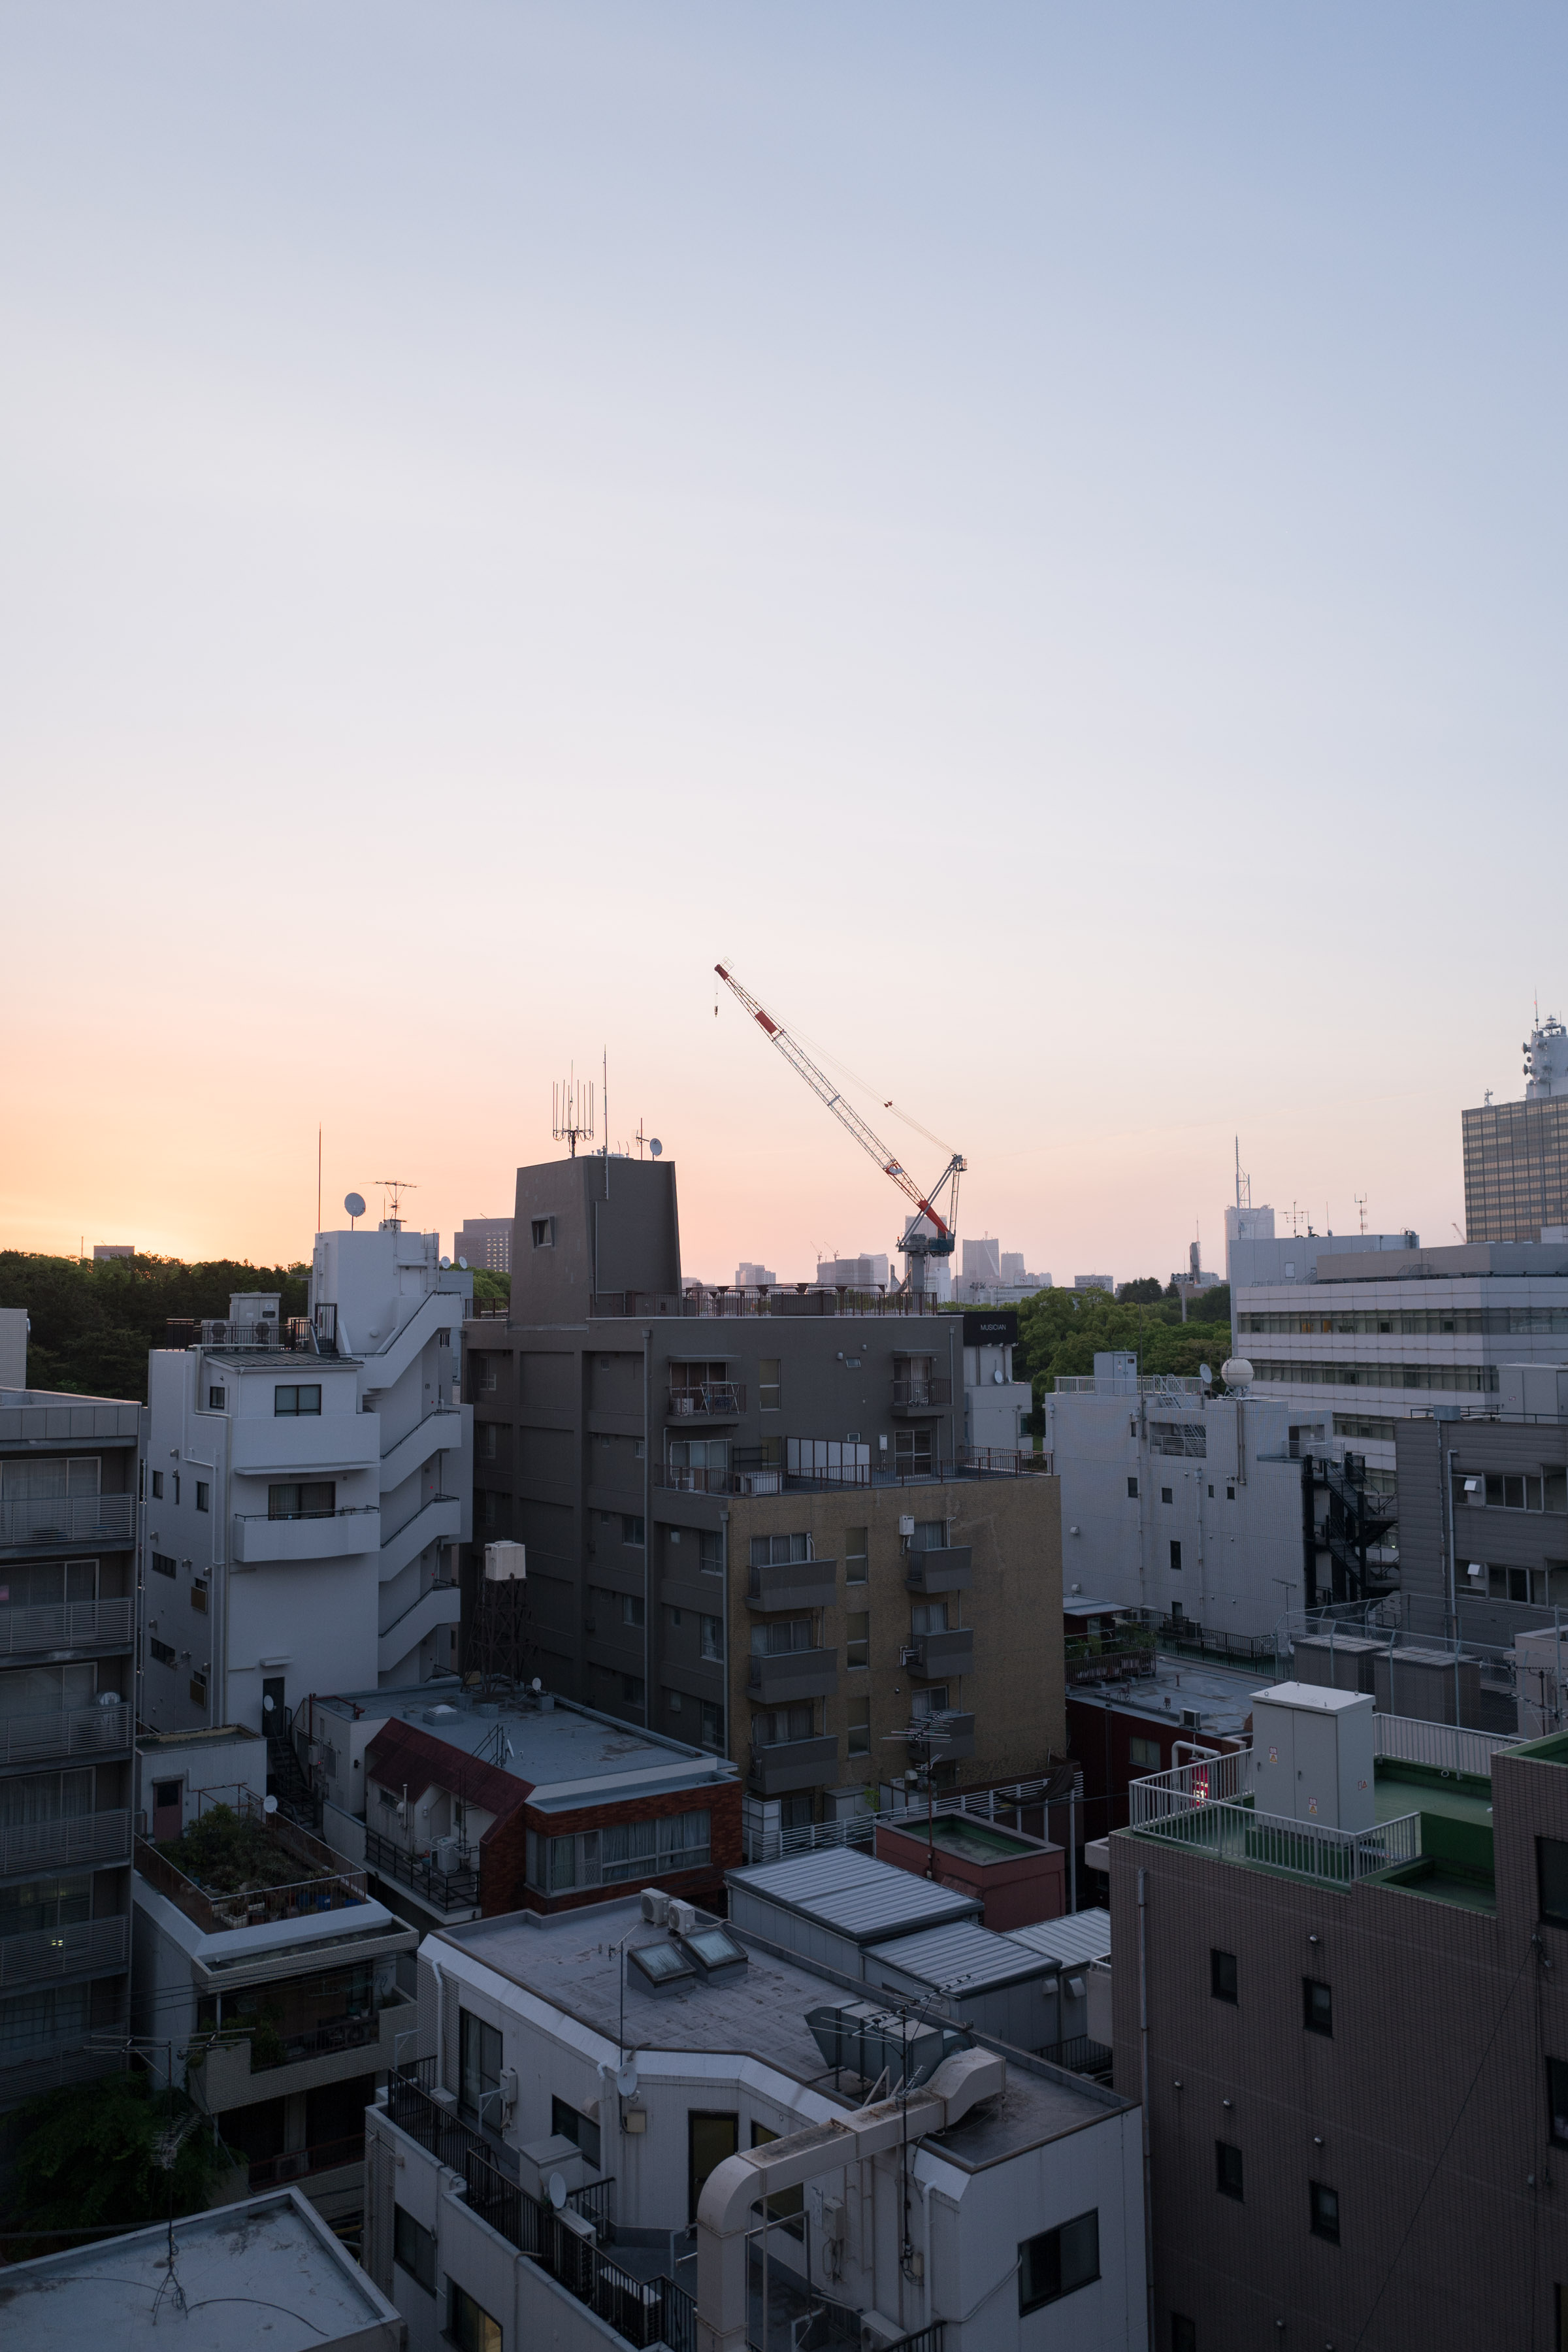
<box><xmin>1109</xmin><ymin>1705</ymin><xmax>1568</xmax><ymax>2348</ymax></box>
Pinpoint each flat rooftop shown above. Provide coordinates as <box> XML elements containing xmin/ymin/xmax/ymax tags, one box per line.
<box><xmin>728</xmin><ymin>1846</ymin><xmax>981</xmax><ymax>1941</ymax></box>
<box><xmin>317</xmin><ymin>1682</ymin><xmax>736</xmax><ymax>1808</ymax></box>
<box><xmin>1070</xmin><ymin>1652</ymin><xmax>1266</xmax><ymax>1739</ymax></box>
<box><xmin>0</xmin><ymin>2190</ymin><xmax>400</xmax><ymax>2351</ymax></box>
<box><xmin>436</xmin><ymin>1897</ymin><xmax>1120</xmax><ymax>2166</ymax></box>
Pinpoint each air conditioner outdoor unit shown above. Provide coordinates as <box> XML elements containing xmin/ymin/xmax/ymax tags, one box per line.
<box><xmin>641</xmin><ymin>1888</ymin><xmax>671</xmax><ymax>1925</ymax></box>
<box><xmin>497</xmin><ymin>2066</ymin><xmax>519</xmax><ymax>2113</ymax></box>
<box><xmin>668</xmin><ymin>1899</ymin><xmax>698</xmax><ymax>1936</ymax></box>
<box><xmin>898</xmin><ymin>1516</ymin><xmax>915</xmax><ymax>1538</ymax></box>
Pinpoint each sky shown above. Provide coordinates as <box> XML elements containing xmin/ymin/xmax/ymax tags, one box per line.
<box><xmin>4</xmin><ymin>4</ymin><xmax>1567</xmax><ymax>1282</ymax></box>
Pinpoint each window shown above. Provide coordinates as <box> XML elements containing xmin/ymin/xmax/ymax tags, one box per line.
<box><xmin>479</xmin><ymin>1424</ymin><xmax>498</xmax><ymax>1462</ymax></box>
<box><xmin>393</xmin><ymin>2206</ymin><xmax>436</xmax><ymax>2293</ymax></box>
<box><xmin>759</xmin><ymin>1358</ymin><xmax>781</xmax><ymax>1411</ymax></box>
<box><xmin>1127</xmin><ymin>1476</ymin><xmax>1139</xmax><ymax>1499</ymax></box>
<box><xmin>151</xmin><ymin>1551</ymin><xmax>176</xmax><ymax>1578</ymax></box>
<box><xmin>1309</xmin><ymin>2181</ymin><xmax>1340</xmax><ymax>2243</ymax></box>
<box><xmin>621</xmin><ymin>1593</ymin><xmax>645</xmax><ymax>1629</ymax></box>
<box><xmin>755</xmin><ymin>1702</ymin><xmax>813</xmax><ymax>1746</ymax></box>
<box><xmin>531</xmin><ymin>1217</ymin><xmax>553</xmax><ymax>1249</ymax></box>
<box><xmin>551</xmin><ymin>2095</ymin><xmax>602</xmax><ymax>2170</ymax></box>
<box><xmin>619</xmin><ymin>1674</ymin><xmax>645</xmax><ymax>1705</ymax></box>
<box><xmin>1215</xmin><ymin>2141</ymin><xmax>1244</xmax><ymax>2200</ymax></box>
<box><xmin>150</xmin><ymin>1637</ymin><xmax>175</xmax><ymax>1666</ymax></box>
<box><xmin>1211</xmin><ymin>1950</ymin><xmax>1238</xmax><ymax>2003</ymax></box>
<box><xmin>749</xmin><ymin>1533</ymin><xmax>813</xmax><ymax>1567</ymax></box>
<box><xmin>845</xmin><ymin>1612</ymin><xmax>870</xmax><ymax>1671</ymax></box>
<box><xmin>845</xmin><ymin>1527</ymin><xmax>868</xmax><ymax>1584</ymax></box>
<box><xmin>151</xmin><ymin>1471</ymin><xmax>163</xmax><ymax>1499</ymax></box>
<box><xmin>190</xmin><ymin>1580</ymin><xmax>208</xmax><ymax>1614</ymax></box>
<box><xmin>700</xmin><ymin>1699</ymin><xmax>724</xmax><ymax>1752</ymax></box>
<box><xmin>448</xmin><ymin>2282</ymin><xmax>502</xmax><ymax>2352</ymax></box>
<box><xmin>911</xmin><ymin>1684</ymin><xmax>949</xmax><ymax>1718</ymax></box>
<box><xmin>699</xmin><ymin>1530</ymin><xmax>723</xmax><ymax>1576</ymax></box>
<box><xmin>195</xmin><ymin>1482</ymin><xmax>209</xmax><ymax>1513</ymax></box>
<box><xmin>1539</xmin><ymin>1838</ymin><xmax>1568</xmax><ymax>1929</ymax></box>
<box><xmin>1226</xmin><ymin>1485</ymin><xmax>1235</xmax><ymax>1501</ymax></box>
<box><xmin>1207</xmin><ymin>1484</ymin><xmax>1215</xmax><ymax>1498</ymax></box>
<box><xmin>207</xmin><ymin>1388</ymin><xmax>225</xmax><ymax>1411</ymax></box>
<box><xmin>1129</xmin><ymin>1736</ymin><xmax>1161</xmax><ymax>1770</ymax></box>
<box><xmin>1019</xmin><ymin>2210</ymin><xmax>1100</xmax><ymax>2313</ymax></box>
<box><xmin>847</xmin><ymin>1697</ymin><xmax>870</xmax><ymax>1757</ymax></box>
<box><xmin>172</xmin><ymin>1475</ymin><xmax>180</xmax><ymax>1504</ymax></box>
<box><xmin>700</xmin><ymin>1615</ymin><xmax>723</xmax><ymax>1662</ymax></box>
<box><xmin>477</xmin><ymin>1356</ymin><xmax>498</xmax><ymax>1394</ymax></box>
<box><xmin>1303</xmin><ymin>1978</ymin><xmax>1333</xmax><ymax>2036</ymax></box>
<box><xmin>1169</xmin><ymin>1540</ymin><xmax>1182</xmax><ymax>1573</ymax></box>
<box><xmin>273</xmin><ymin>1384</ymin><xmax>321</xmax><ymax>1416</ymax></box>
<box><xmin>459</xmin><ymin>2008</ymin><xmax>502</xmax><ymax>2124</ymax></box>
<box><xmin>267</xmin><ymin>1481</ymin><xmax>336</xmax><ymax>1520</ymax></box>
<box><xmin>189</xmin><ymin>1670</ymin><xmax>207</xmax><ymax>1707</ymax></box>
<box><xmin>1161</xmin><ymin>1486</ymin><xmax>1173</xmax><ymax>1505</ymax></box>
<box><xmin>1548</xmin><ymin>2056</ymin><xmax>1568</xmax><ymax>2148</ymax></box>
<box><xmin>622</xmin><ymin>1515</ymin><xmax>645</xmax><ymax>1546</ymax></box>
<box><xmin>910</xmin><ymin>1601</ymin><xmax>948</xmax><ymax>1636</ymax></box>
<box><xmin>1170</xmin><ymin>2320</ymin><xmax>1197</xmax><ymax>2352</ymax></box>
<box><xmin>751</xmin><ymin>1617</ymin><xmax>814</xmax><ymax>1657</ymax></box>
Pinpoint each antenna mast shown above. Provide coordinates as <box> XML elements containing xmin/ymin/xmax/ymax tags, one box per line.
<box><xmin>552</xmin><ymin>1073</ymin><xmax>595</xmax><ymax>1158</ymax></box>
<box><xmin>374</xmin><ymin>1177</ymin><xmax>417</xmax><ymax>1232</ymax></box>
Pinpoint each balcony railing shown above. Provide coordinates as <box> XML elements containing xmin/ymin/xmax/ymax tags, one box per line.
<box><xmin>385</xmin><ymin>2071</ymin><xmax>694</xmax><ymax>2352</ymax></box>
<box><xmin>0</xmin><ymin>1597</ymin><xmax>135</xmax><ymax>1656</ymax></box>
<box><xmin>0</xmin><ymin>1701</ymin><xmax>131</xmax><ymax>1767</ymax></box>
<box><xmin>1</xmin><ymin>1809</ymin><xmax>129</xmax><ymax>1881</ymax></box>
<box><xmin>891</xmin><ymin>1377</ymin><xmax>953</xmax><ymax>1413</ymax></box>
<box><xmin>668</xmin><ymin>1382</ymin><xmax>746</xmax><ymax>1419</ymax></box>
<box><xmin>246</xmin><ymin>2132</ymin><xmax>365</xmax><ymax>2189</ymax></box>
<box><xmin>747</xmin><ymin>1556</ymin><xmax>836</xmax><ymax>1611</ymax></box>
<box><xmin>0</xmin><ymin>1914</ymin><xmax>129</xmax><ymax>1991</ymax></box>
<box><xmin>747</xmin><ymin>1648</ymin><xmax>838</xmax><ymax>1705</ymax></box>
<box><xmin>0</xmin><ymin>1495</ymin><xmax>136</xmax><ymax>1550</ymax></box>
<box><xmin>365</xmin><ymin>1825</ymin><xmax>480</xmax><ymax>1912</ymax></box>
<box><xmin>748</xmin><ymin>1734</ymin><xmax>839</xmax><ymax>1796</ymax></box>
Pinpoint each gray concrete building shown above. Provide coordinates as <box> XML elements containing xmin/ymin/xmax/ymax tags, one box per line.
<box><xmin>0</xmin><ymin>1382</ymin><xmax>140</xmax><ymax>2112</ymax></box>
<box><xmin>1109</xmin><ymin>1699</ymin><xmax>1568</xmax><ymax>2351</ymax></box>
<box><xmin>465</xmin><ymin>1154</ymin><xmax>1064</xmax><ymax>1844</ymax></box>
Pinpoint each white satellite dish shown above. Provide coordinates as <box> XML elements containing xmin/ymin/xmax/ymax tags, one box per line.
<box><xmin>263</xmin><ymin>1794</ymin><xmax>278</xmax><ymax>1814</ymax></box>
<box><xmin>531</xmin><ymin>1677</ymin><xmax>543</xmax><ymax>1693</ymax></box>
<box><xmin>457</xmin><ymin>1256</ymin><xmax>468</xmax><ymax>1271</ymax></box>
<box><xmin>344</xmin><ymin>1191</ymin><xmax>367</xmax><ymax>1220</ymax></box>
<box><xmin>615</xmin><ymin>2062</ymin><xmax>640</xmax><ymax>2099</ymax></box>
<box><xmin>649</xmin><ymin>1138</ymin><xmax>663</xmax><ymax>1158</ymax></box>
<box><xmin>440</xmin><ymin>1255</ymin><xmax>452</xmax><ymax>1270</ymax></box>
<box><xmin>1200</xmin><ymin>1364</ymin><xmax>1213</xmax><ymax>1386</ymax></box>
<box><xmin>547</xmin><ymin>2171</ymin><xmax>568</xmax><ymax>2210</ymax></box>
<box><xmin>1221</xmin><ymin>1358</ymin><xmax>1254</xmax><ymax>1387</ymax></box>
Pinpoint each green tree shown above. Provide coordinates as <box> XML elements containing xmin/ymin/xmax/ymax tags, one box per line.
<box><xmin>0</xmin><ymin>1254</ymin><xmax>310</xmax><ymax>1401</ymax></box>
<box><xmin>1115</xmin><ymin>1277</ymin><xmax>1166</xmax><ymax>1305</ymax></box>
<box><xmin>10</xmin><ymin>2072</ymin><xmax>233</xmax><ymax>2236</ymax></box>
<box><xmin>468</xmin><ymin>1267</ymin><xmax>510</xmax><ymax>1313</ymax></box>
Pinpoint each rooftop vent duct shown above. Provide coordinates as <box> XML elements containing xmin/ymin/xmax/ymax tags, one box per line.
<box><xmin>806</xmin><ymin>2002</ymin><xmax>971</xmax><ymax>2092</ymax></box>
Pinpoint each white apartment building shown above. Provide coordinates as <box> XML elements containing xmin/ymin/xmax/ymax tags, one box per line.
<box><xmin>365</xmin><ymin>1876</ymin><xmax>1147</xmax><ymax>2352</ymax></box>
<box><xmin>140</xmin><ymin>1226</ymin><xmax>472</xmax><ymax>1742</ymax></box>
<box><xmin>1045</xmin><ymin>1356</ymin><xmax>1309</xmax><ymax>1637</ymax></box>
<box><xmin>961</xmin><ymin>1309</ymin><xmax>1036</xmax><ymax>1455</ymax></box>
<box><xmin>1233</xmin><ymin>1239</ymin><xmax>1568</xmax><ymax>1482</ymax></box>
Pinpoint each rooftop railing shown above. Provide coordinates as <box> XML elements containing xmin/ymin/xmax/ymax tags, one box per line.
<box><xmin>1133</xmin><ymin>1786</ymin><xmax>1421</xmax><ymax>1886</ymax></box>
<box><xmin>365</xmin><ymin>1825</ymin><xmax>480</xmax><ymax>1912</ymax></box>
<box><xmin>1128</xmin><ymin>1751</ymin><xmax>1250</xmax><ymax>1827</ymax></box>
<box><xmin>593</xmin><ymin>1286</ymin><xmax>945</xmax><ymax>1321</ymax></box>
<box><xmin>1372</xmin><ymin>1712</ymin><xmax>1517</xmax><ymax>1780</ymax></box>
<box><xmin>135</xmin><ymin>1799</ymin><xmax>368</xmax><ymax>1933</ymax></box>
<box><xmin>0</xmin><ymin>1496</ymin><xmax>136</xmax><ymax>1550</ymax></box>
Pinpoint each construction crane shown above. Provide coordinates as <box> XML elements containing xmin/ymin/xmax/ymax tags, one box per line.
<box><xmin>715</xmin><ymin>963</ymin><xmax>965</xmax><ymax>1294</ymax></box>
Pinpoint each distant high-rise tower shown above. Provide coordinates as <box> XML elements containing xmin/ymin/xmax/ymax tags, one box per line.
<box><xmin>1463</xmin><ymin>1013</ymin><xmax>1568</xmax><ymax>1242</ymax></box>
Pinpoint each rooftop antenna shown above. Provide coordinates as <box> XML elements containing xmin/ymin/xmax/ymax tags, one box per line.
<box><xmin>344</xmin><ymin>1191</ymin><xmax>367</xmax><ymax>1231</ymax></box>
<box><xmin>552</xmin><ymin>1068</ymin><xmax>595</xmax><ymax>1158</ymax></box>
<box><xmin>375</xmin><ymin>1177</ymin><xmax>416</xmax><ymax>1232</ymax></box>
<box><xmin>1354</xmin><ymin>1192</ymin><xmax>1368</xmax><ymax>1234</ymax></box>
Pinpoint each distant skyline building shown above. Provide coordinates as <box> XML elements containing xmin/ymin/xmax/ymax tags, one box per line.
<box><xmin>815</xmin><ymin>1251</ymin><xmax>888</xmax><ymax>1290</ymax></box>
<box><xmin>1073</xmin><ymin>1274</ymin><xmax>1114</xmax><ymax>1294</ymax></box>
<box><xmin>1463</xmin><ymin>1012</ymin><xmax>1568</xmax><ymax>1241</ymax></box>
<box><xmin>735</xmin><ymin>1260</ymin><xmax>777</xmax><ymax>1287</ymax></box>
<box><xmin>453</xmin><ymin>1216</ymin><xmax>511</xmax><ymax>1273</ymax></box>
<box><xmin>91</xmin><ymin>1243</ymin><xmax>133</xmax><ymax>1260</ymax></box>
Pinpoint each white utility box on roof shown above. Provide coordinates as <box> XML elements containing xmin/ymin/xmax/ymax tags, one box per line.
<box><xmin>1249</xmin><ymin>1681</ymin><xmax>1375</xmax><ymax>1833</ymax></box>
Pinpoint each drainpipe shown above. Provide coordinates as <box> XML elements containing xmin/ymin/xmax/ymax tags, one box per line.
<box><xmin>1137</xmin><ymin>1865</ymin><xmax>1154</xmax><ymax>2348</ymax></box>
<box><xmin>1444</xmin><ymin>1442</ymin><xmax>1460</xmax><ymax>1724</ymax></box>
<box><xmin>719</xmin><ymin>1507</ymin><xmax>730</xmax><ymax>1762</ymax></box>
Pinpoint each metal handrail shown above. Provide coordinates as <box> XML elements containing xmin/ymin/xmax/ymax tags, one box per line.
<box><xmin>891</xmin><ymin>1377</ymin><xmax>953</xmax><ymax>1409</ymax></box>
<box><xmin>1128</xmin><ymin>1751</ymin><xmax>1250</xmax><ymax>1826</ymax></box>
<box><xmin>668</xmin><ymin>1381</ymin><xmax>746</xmax><ymax>1417</ymax></box>
<box><xmin>0</xmin><ymin>1914</ymin><xmax>129</xmax><ymax>1990</ymax></box>
<box><xmin>0</xmin><ymin>1598</ymin><xmax>135</xmax><ymax>1655</ymax></box>
<box><xmin>364</xmin><ymin>1825</ymin><xmax>480</xmax><ymax>1911</ymax></box>
<box><xmin>1372</xmin><ymin>1712</ymin><xmax>1517</xmax><ymax>1780</ymax></box>
<box><xmin>0</xmin><ymin>1496</ymin><xmax>136</xmax><ymax>1547</ymax></box>
<box><xmin>0</xmin><ymin>1808</ymin><xmax>129</xmax><ymax>1879</ymax></box>
<box><xmin>1137</xmin><ymin>1795</ymin><xmax>1421</xmax><ymax>1885</ymax></box>
<box><xmin>0</xmin><ymin>1703</ymin><xmax>131</xmax><ymax>1766</ymax></box>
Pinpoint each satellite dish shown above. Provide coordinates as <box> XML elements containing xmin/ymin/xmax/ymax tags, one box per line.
<box><xmin>262</xmin><ymin>1693</ymin><xmax>275</xmax><ymax>1712</ymax></box>
<box><xmin>1200</xmin><ymin>1364</ymin><xmax>1213</xmax><ymax>1386</ymax></box>
<box><xmin>531</xmin><ymin>1677</ymin><xmax>543</xmax><ymax>1693</ymax></box>
<box><xmin>457</xmin><ymin>1256</ymin><xmax>468</xmax><ymax>1271</ymax></box>
<box><xmin>547</xmin><ymin>2171</ymin><xmax>568</xmax><ymax>2210</ymax></box>
<box><xmin>1221</xmin><ymin>1359</ymin><xmax>1254</xmax><ymax>1387</ymax></box>
<box><xmin>344</xmin><ymin>1192</ymin><xmax>367</xmax><ymax>1219</ymax></box>
<box><xmin>615</xmin><ymin>2062</ymin><xmax>640</xmax><ymax>2098</ymax></box>
<box><xmin>649</xmin><ymin>1139</ymin><xmax>663</xmax><ymax>1158</ymax></box>
<box><xmin>263</xmin><ymin>1794</ymin><xmax>278</xmax><ymax>1814</ymax></box>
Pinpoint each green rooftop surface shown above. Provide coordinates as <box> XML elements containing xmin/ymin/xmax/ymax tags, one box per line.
<box><xmin>885</xmin><ymin>1816</ymin><xmax>1038</xmax><ymax>1863</ymax></box>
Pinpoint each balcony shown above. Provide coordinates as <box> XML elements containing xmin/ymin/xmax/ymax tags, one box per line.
<box><xmin>0</xmin><ymin>1597</ymin><xmax>135</xmax><ymax>1657</ymax></box>
<box><xmin>904</xmin><ymin>1546</ymin><xmax>972</xmax><ymax>1595</ymax></box>
<box><xmin>1</xmin><ymin>1809</ymin><xmax>129</xmax><ymax>1882</ymax></box>
<box><xmin>890</xmin><ymin>1376</ymin><xmax>953</xmax><ymax>1417</ymax></box>
<box><xmin>365</xmin><ymin>1824</ymin><xmax>481</xmax><ymax>1914</ymax></box>
<box><xmin>190</xmin><ymin>1994</ymin><xmax>416</xmax><ymax>2112</ymax></box>
<box><xmin>747</xmin><ymin>1556</ymin><xmax>836</xmax><ymax>1612</ymax></box>
<box><xmin>749</xmin><ymin>1733</ymin><xmax>839</xmax><ymax>1797</ymax></box>
<box><xmin>747</xmin><ymin>1648</ymin><xmax>838</xmax><ymax>1706</ymax></box>
<box><xmin>904</xmin><ymin>1628</ymin><xmax>973</xmax><ymax>1678</ymax></box>
<box><xmin>923</xmin><ymin>1710</ymin><xmax>975</xmax><ymax>1763</ymax></box>
<box><xmin>0</xmin><ymin>1701</ymin><xmax>132</xmax><ymax>1767</ymax></box>
<box><xmin>0</xmin><ymin>1495</ymin><xmax>135</xmax><ymax>1551</ymax></box>
<box><xmin>232</xmin><ymin>1505</ymin><xmax>380</xmax><ymax>1565</ymax></box>
<box><xmin>668</xmin><ymin>1381</ymin><xmax>746</xmax><ymax>1422</ymax></box>
<box><xmin>0</xmin><ymin>1913</ymin><xmax>129</xmax><ymax>1991</ymax></box>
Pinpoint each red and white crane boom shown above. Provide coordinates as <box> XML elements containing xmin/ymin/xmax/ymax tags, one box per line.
<box><xmin>714</xmin><ymin>963</ymin><xmax>964</xmax><ymax>1277</ymax></box>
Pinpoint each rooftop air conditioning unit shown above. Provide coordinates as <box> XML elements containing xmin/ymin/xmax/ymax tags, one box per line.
<box><xmin>668</xmin><ymin>1899</ymin><xmax>698</xmax><ymax>1936</ymax></box>
<box><xmin>641</xmin><ymin>1888</ymin><xmax>671</xmax><ymax>1925</ymax></box>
